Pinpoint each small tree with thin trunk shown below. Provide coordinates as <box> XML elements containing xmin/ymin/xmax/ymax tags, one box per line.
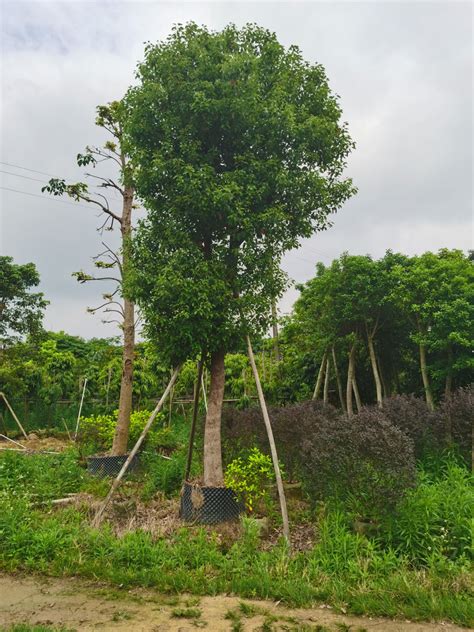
<box><xmin>126</xmin><ymin>23</ymin><xmax>355</xmax><ymax>485</ymax></box>
<box><xmin>391</xmin><ymin>249</ymin><xmax>473</xmax><ymax>410</ymax></box>
<box><xmin>43</xmin><ymin>102</ymin><xmax>137</xmax><ymax>455</ymax></box>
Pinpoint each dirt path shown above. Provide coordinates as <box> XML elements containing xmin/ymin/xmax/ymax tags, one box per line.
<box><xmin>0</xmin><ymin>574</ymin><xmax>466</xmax><ymax>632</ymax></box>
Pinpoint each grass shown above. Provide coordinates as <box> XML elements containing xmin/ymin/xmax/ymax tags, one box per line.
<box><xmin>0</xmin><ymin>451</ymin><xmax>472</xmax><ymax>627</ymax></box>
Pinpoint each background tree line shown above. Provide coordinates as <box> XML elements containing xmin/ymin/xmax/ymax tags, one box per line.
<box><xmin>1</xmin><ymin>247</ymin><xmax>472</xmax><ymax>432</ymax></box>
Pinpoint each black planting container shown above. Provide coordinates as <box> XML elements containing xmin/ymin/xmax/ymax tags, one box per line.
<box><xmin>87</xmin><ymin>453</ymin><xmax>139</xmax><ymax>478</ymax></box>
<box><xmin>180</xmin><ymin>481</ymin><xmax>243</xmax><ymax>524</ymax></box>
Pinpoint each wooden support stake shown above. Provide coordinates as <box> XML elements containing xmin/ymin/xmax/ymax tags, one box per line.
<box><xmin>0</xmin><ymin>392</ymin><xmax>28</xmax><ymax>439</ymax></box>
<box><xmin>0</xmin><ymin>433</ymin><xmax>27</xmax><ymax>449</ymax></box>
<box><xmin>247</xmin><ymin>335</ymin><xmax>290</xmax><ymax>545</ymax></box>
<box><xmin>201</xmin><ymin>372</ymin><xmax>208</xmax><ymax>412</ymax></box>
<box><xmin>92</xmin><ymin>366</ymin><xmax>181</xmax><ymax>528</ymax></box>
<box><xmin>74</xmin><ymin>378</ymin><xmax>88</xmax><ymax>441</ymax></box>
<box><xmin>62</xmin><ymin>418</ymin><xmax>72</xmax><ymax>442</ymax></box>
<box><xmin>184</xmin><ymin>357</ymin><xmax>204</xmax><ymax>481</ymax></box>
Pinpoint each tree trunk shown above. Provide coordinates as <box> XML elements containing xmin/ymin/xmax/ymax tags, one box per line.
<box><xmin>203</xmin><ymin>348</ymin><xmax>226</xmax><ymax>486</ymax></box>
<box><xmin>367</xmin><ymin>333</ymin><xmax>383</xmax><ymax>408</ymax></box>
<box><xmin>352</xmin><ymin>377</ymin><xmax>362</xmax><ymax>412</ymax></box>
<box><xmin>111</xmin><ymin>186</ymin><xmax>135</xmax><ymax>456</ymax></box>
<box><xmin>111</xmin><ymin>297</ymin><xmax>135</xmax><ymax>455</ymax></box>
<box><xmin>445</xmin><ymin>345</ymin><xmax>453</xmax><ymax>401</ymax></box>
<box><xmin>419</xmin><ymin>342</ymin><xmax>435</xmax><ymax>411</ymax></box>
<box><xmin>332</xmin><ymin>346</ymin><xmax>346</xmax><ymax>413</ymax></box>
<box><xmin>346</xmin><ymin>342</ymin><xmax>356</xmax><ymax>417</ymax></box>
<box><xmin>323</xmin><ymin>356</ymin><xmax>330</xmax><ymax>405</ymax></box>
<box><xmin>377</xmin><ymin>352</ymin><xmax>389</xmax><ymax>398</ymax></box>
<box><xmin>312</xmin><ymin>350</ymin><xmax>328</xmax><ymax>399</ymax></box>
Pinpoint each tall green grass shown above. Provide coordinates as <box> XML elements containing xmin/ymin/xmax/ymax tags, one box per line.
<box><xmin>0</xmin><ymin>450</ymin><xmax>472</xmax><ymax>626</ymax></box>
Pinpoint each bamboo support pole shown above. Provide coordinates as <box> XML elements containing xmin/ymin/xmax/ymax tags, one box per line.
<box><xmin>0</xmin><ymin>392</ymin><xmax>28</xmax><ymax>439</ymax></box>
<box><xmin>92</xmin><ymin>366</ymin><xmax>181</xmax><ymax>528</ymax></box>
<box><xmin>74</xmin><ymin>378</ymin><xmax>88</xmax><ymax>441</ymax></box>
<box><xmin>201</xmin><ymin>373</ymin><xmax>208</xmax><ymax>412</ymax></box>
<box><xmin>247</xmin><ymin>335</ymin><xmax>290</xmax><ymax>544</ymax></box>
<box><xmin>0</xmin><ymin>433</ymin><xmax>27</xmax><ymax>449</ymax></box>
<box><xmin>184</xmin><ymin>358</ymin><xmax>204</xmax><ymax>481</ymax></box>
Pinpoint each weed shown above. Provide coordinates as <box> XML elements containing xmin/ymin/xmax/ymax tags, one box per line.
<box><xmin>224</xmin><ymin>608</ymin><xmax>244</xmax><ymax>632</ymax></box>
<box><xmin>171</xmin><ymin>607</ymin><xmax>202</xmax><ymax>619</ymax></box>
<box><xmin>111</xmin><ymin>610</ymin><xmax>133</xmax><ymax>621</ymax></box>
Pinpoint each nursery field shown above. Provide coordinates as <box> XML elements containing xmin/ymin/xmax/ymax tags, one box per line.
<box><xmin>0</xmin><ymin>390</ymin><xmax>473</xmax><ymax>631</ymax></box>
<box><xmin>1</xmin><ymin>16</ymin><xmax>473</xmax><ymax>632</ymax></box>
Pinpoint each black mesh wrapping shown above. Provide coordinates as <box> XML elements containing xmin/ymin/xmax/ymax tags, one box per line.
<box><xmin>180</xmin><ymin>481</ymin><xmax>243</xmax><ymax>524</ymax></box>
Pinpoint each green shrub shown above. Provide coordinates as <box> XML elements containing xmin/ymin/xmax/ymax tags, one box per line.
<box><xmin>78</xmin><ymin>409</ymin><xmax>167</xmax><ymax>452</ymax></box>
<box><xmin>386</xmin><ymin>458</ymin><xmax>473</xmax><ymax>563</ymax></box>
<box><xmin>224</xmin><ymin>448</ymin><xmax>276</xmax><ymax>513</ymax></box>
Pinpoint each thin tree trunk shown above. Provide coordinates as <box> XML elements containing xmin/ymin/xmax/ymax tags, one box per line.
<box><xmin>377</xmin><ymin>352</ymin><xmax>389</xmax><ymax>399</ymax></box>
<box><xmin>367</xmin><ymin>332</ymin><xmax>383</xmax><ymax>408</ymax></box>
<box><xmin>111</xmin><ymin>186</ymin><xmax>135</xmax><ymax>456</ymax></box>
<box><xmin>445</xmin><ymin>345</ymin><xmax>453</xmax><ymax>401</ymax></box>
<box><xmin>111</xmin><ymin>297</ymin><xmax>135</xmax><ymax>454</ymax></box>
<box><xmin>419</xmin><ymin>342</ymin><xmax>435</xmax><ymax>411</ymax></box>
<box><xmin>312</xmin><ymin>350</ymin><xmax>328</xmax><ymax>399</ymax></box>
<box><xmin>323</xmin><ymin>356</ymin><xmax>330</xmax><ymax>405</ymax></box>
<box><xmin>332</xmin><ymin>346</ymin><xmax>346</xmax><ymax>413</ymax></box>
<box><xmin>203</xmin><ymin>348</ymin><xmax>226</xmax><ymax>486</ymax></box>
<box><xmin>352</xmin><ymin>377</ymin><xmax>362</xmax><ymax>413</ymax></box>
<box><xmin>346</xmin><ymin>342</ymin><xmax>356</xmax><ymax>417</ymax></box>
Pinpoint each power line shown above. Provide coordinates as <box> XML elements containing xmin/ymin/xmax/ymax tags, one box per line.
<box><xmin>0</xmin><ymin>161</ymin><xmax>58</xmax><ymax>179</ymax></box>
<box><xmin>0</xmin><ymin>170</ymin><xmax>47</xmax><ymax>184</ymax></box>
<box><xmin>0</xmin><ymin>186</ymin><xmax>92</xmax><ymax>209</ymax></box>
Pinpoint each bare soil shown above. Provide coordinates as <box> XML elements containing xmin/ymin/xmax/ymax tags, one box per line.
<box><xmin>0</xmin><ymin>434</ymin><xmax>72</xmax><ymax>453</ymax></box>
<box><xmin>0</xmin><ymin>574</ymin><xmax>466</xmax><ymax>632</ymax></box>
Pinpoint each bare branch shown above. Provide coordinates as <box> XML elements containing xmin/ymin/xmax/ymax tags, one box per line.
<box><xmin>86</xmin><ymin>173</ymin><xmax>124</xmax><ymax>196</ymax></box>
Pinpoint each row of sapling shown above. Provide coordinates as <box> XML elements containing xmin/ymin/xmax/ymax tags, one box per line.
<box><xmin>123</xmin><ymin>23</ymin><xmax>355</xmax><ymax>491</ymax></box>
<box><xmin>43</xmin><ymin>102</ymin><xmax>137</xmax><ymax>456</ymax></box>
<box><xmin>295</xmin><ymin>250</ymin><xmax>473</xmax><ymax>414</ymax></box>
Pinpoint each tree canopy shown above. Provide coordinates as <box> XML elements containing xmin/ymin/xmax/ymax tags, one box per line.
<box><xmin>125</xmin><ymin>22</ymin><xmax>356</xmax><ymax>364</ymax></box>
<box><xmin>0</xmin><ymin>256</ymin><xmax>48</xmax><ymax>344</ymax></box>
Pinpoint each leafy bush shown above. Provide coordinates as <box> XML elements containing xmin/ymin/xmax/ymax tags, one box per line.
<box><xmin>78</xmin><ymin>409</ymin><xmax>168</xmax><ymax>453</ymax></box>
<box><xmin>224</xmin><ymin>401</ymin><xmax>416</xmax><ymax>519</ymax></box>
<box><xmin>223</xmin><ymin>400</ymin><xmax>339</xmax><ymax>479</ymax></box>
<box><xmin>381</xmin><ymin>394</ymin><xmax>443</xmax><ymax>458</ymax></box>
<box><xmin>224</xmin><ymin>447</ymin><xmax>275</xmax><ymax>512</ymax></box>
<box><xmin>386</xmin><ymin>457</ymin><xmax>473</xmax><ymax>563</ymax></box>
<box><xmin>299</xmin><ymin>406</ymin><xmax>416</xmax><ymax>520</ymax></box>
<box><xmin>438</xmin><ymin>385</ymin><xmax>473</xmax><ymax>467</ymax></box>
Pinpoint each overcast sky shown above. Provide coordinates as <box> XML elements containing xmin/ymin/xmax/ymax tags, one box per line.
<box><xmin>1</xmin><ymin>1</ymin><xmax>472</xmax><ymax>339</ymax></box>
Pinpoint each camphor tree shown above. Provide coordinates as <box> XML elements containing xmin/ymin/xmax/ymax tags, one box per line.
<box><xmin>42</xmin><ymin>102</ymin><xmax>137</xmax><ymax>455</ymax></box>
<box><xmin>125</xmin><ymin>23</ymin><xmax>355</xmax><ymax>486</ymax></box>
<box><xmin>0</xmin><ymin>256</ymin><xmax>48</xmax><ymax>345</ymax></box>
